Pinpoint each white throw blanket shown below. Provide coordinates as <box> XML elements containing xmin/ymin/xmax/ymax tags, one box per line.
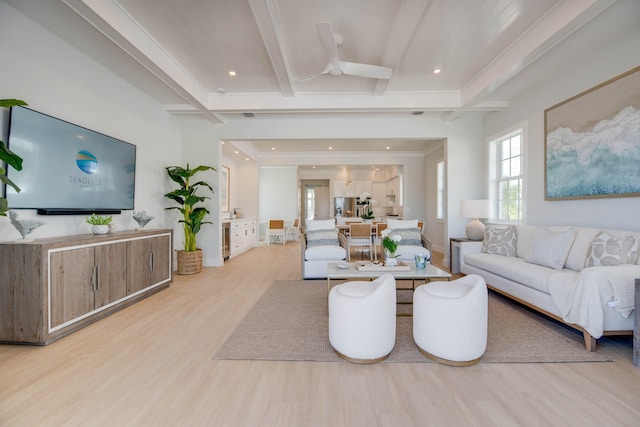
<box><xmin>549</xmin><ymin>265</ymin><xmax>640</xmax><ymax>338</ymax></box>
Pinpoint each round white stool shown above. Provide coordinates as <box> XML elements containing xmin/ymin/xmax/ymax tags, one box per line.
<box><xmin>413</xmin><ymin>274</ymin><xmax>487</xmax><ymax>366</ymax></box>
<box><xmin>328</xmin><ymin>274</ymin><xmax>396</xmax><ymax>363</ymax></box>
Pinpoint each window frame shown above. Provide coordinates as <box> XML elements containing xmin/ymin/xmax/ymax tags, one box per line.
<box><xmin>487</xmin><ymin>123</ymin><xmax>526</xmax><ymax>224</ymax></box>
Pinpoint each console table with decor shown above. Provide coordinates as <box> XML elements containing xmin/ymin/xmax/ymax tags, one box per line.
<box><xmin>450</xmin><ymin>237</ymin><xmax>475</xmax><ymax>273</ymax></box>
<box><xmin>0</xmin><ymin>229</ymin><xmax>172</xmax><ymax>345</ymax></box>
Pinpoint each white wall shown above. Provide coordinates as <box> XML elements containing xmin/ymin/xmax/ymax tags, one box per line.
<box><xmin>483</xmin><ymin>0</ymin><xmax>640</xmax><ymax>232</ymax></box>
<box><xmin>259</xmin><ymin>166</ymin><xmax>299</xmax><ymax>223</ymax></box>
<box><xmin>425</xmin><ymin>144</ymin><xmax>445</xmax><ymax>254</ymax></box>
<box><xmin>0</xmin><ymin>3</ymin><xmax>181</xmax><ymax>242</ymax></box>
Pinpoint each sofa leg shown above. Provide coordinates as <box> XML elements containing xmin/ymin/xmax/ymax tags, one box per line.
<box><xmin>583</xmin><ymin>331</ymin><xmax>596</xmax><ymax>352</ymax></box>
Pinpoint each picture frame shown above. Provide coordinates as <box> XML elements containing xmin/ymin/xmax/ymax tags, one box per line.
<box><xmin>221</xmin><ymin>165</ymin><xmax>230</xmax><ymax>212</ymax></box>
<box><xmin>544</xmin><ymin>65</ymin><xmax>640</xmax><ymax>200</ymax></box>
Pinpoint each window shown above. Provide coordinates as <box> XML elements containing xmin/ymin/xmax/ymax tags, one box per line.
<box><xmin>436</xmin><ymin>160</ymin><xmax>444</xmax><ymax>219</ymax></box>
<box><xmin>489</xmin><ymin>128</ymin><xmax>524</xmax><ymax>222</ymax></box>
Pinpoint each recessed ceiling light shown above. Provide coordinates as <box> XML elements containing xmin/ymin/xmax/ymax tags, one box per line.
<box><xmin>228</xmin><ymin>70</ymin><xmax>237</xmax><ymax>76</ymax></box>
<box><xmin>329</xmin><ymin>146</ymin><xmax>333</xmax><ymax>150</ymax></box>
<box><xmin>386</xmin><ymin>146</ymin><xmax>391</xmax><ymax>150</ymax></box>
<box><xmin>433</xmin><ymin>68</ymin><xmax>441</xmax><ymax>74</ymax></box>
<box><xmin>312</xmin><ymin>166</ymin><xmax>316</xmax><ymax>169</ymax></box>
<box><xmin>271</xmin><ymin>147</ymin><xmax>276</xmax><ymax>150</ymax></box>
<box><xmin>234</xmin><ymin>150</ymin><xmax>239</xmax><ymax>154</ymax></box>
<box><xmin>245</xmin><ymin>158</ymin><xmax>250</xmax><ymax>161</ymax></box>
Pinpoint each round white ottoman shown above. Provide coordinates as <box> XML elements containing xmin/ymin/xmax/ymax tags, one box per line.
<box><xmin>413</xmin><ymin>274</ymin><xmax>487</xmax><ymax>366</ymax></box>
<box><xmin>328</xmin><ymin>274</ymin><xmax>396</xmax><ymax>363</ymax></box>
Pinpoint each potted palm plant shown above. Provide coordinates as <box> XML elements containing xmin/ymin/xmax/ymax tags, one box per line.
<box><xmin>0</xmin><ymin>99</ymin><xmax>27</xmax><ymax>216</ymax></box>
<box><xmin>165</xmin><ymin>163</ymin><xmax>216</xmax><ymax>274</ymax></box>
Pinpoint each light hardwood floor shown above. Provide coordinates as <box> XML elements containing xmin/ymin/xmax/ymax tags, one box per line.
<box><xmin>1</xmin><ymin>241</ymin><xmax>639</xmax><ymax>426</ymax></box>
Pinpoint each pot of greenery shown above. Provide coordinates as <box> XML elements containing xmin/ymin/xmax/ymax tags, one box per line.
<box><xmin>0</xmin><ymin>99</ymin><xmax>28</xmax><ymax>217</ymax></box>
<box><xmin>165</xmin><ymin>163</ymin><xmax>216</xmax><ymax>275</ymax></box>
<box><xmin>86</xmin><ymin>213</ymin><xmax>113</xmax><ymax>234</ymax></box>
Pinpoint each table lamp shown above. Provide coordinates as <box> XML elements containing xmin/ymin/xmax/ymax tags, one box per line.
<box><xmin>460</xmin><ymin>199</ymin><xmax>491</xmax><ymax>240</ymax></box>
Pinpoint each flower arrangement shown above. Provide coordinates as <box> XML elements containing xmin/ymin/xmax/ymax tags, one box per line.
<box><xmin>359</xmin><ymin>191</ymin><xmax>376</xmax><ymax>220</ymax></box>
<box><xmin>381</xmin><ymin>228</ymin><xmax>402</xmax><ymax>257</ymax></box>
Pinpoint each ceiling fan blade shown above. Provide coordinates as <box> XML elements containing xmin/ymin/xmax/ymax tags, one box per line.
<box><xmin>315</xmin><ymin>21</ymin><xmax>340</xmax><ymax>63</ymax></box>
<box><xmin>340</xmin><ymin>61</ymin><xmax>393</xmax><ymax>80</ymax></box>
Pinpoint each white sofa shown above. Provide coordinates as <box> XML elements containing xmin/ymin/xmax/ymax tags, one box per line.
<box><xmin>301</xmin><ymin>219</ymin><xmax>348</xmax><ymax>279</ymax></box>
<box><xmin>460</xmin><ymin>225</ymin><xmax>640</xmax><ymax>350</ymax></box>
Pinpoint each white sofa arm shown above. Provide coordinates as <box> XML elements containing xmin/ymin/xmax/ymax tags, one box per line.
<box><xmin>459</xmin><ymin>241</ymin><xmax>483</xmax><ymax>273</ymax></box>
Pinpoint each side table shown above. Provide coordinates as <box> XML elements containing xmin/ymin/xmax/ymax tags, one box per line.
<box><xmin>450</xmin><ymin>237</ymin><xmax>475</xmax><ymax>274</ymax></box>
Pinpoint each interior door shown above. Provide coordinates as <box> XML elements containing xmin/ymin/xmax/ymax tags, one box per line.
<box><xmin>314</xmin><ymin>186</ymin><xmax>331</xmax><ymax>219</ymax></box>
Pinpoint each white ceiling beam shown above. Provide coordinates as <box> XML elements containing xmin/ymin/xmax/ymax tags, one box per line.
<box><xmin>445</xmin><ymin>0</ymin><xmax>616</xmax><ymax>121</ymax></box>
<box><xmin>373</xmin><ymin>0</ymin><xmax>431</xmax><ymax>96</ymax></box>
<box><xmin>62</xmin><ymin>0</ymin><xmax>226</xmax><ymax>124</ymax></box>
<box><xmin>206</xmin><ymin>90</ymin><xmax>460</xmax><ymax>113</ymax></box>
<box><xmin>248</xmin><ymin>0</ymin><xmax>295</xmax><ymax>97</ymax></box>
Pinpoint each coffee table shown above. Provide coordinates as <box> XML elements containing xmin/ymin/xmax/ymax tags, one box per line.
<box><xmin>326</xmin><ymin>261</ymin><xmax>451</xmax><ymax>292</ymax></box>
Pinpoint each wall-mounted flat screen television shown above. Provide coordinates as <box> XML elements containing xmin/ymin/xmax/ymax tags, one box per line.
<box><xmin>5</xmin><ymin>106</ymin><xmax>136</xmax><ymax>215</ymax></box>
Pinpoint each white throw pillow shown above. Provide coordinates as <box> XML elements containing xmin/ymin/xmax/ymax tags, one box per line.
<box><xmin>524</xmin><ymin>229</ymin><xmax>576</xmax><ymax>270</ymax></box>
<box><xmin>585</xmin><ymin>232</ymin><xmax>639</xmax><ymax>267</ymax></box>
<box><xmin>305</xmin><ymin>219</ymin><xmax>335</xmax><ymax>231</ymax></box>
<box><xmin>482</xmin><ymin>226</ymin><xmax>517</xmax><ymax>257</ymax></box>
<box><xmin>386</xmin><ymin>219</ymin><xmax>418</xmax><ymax>229</ymax></box>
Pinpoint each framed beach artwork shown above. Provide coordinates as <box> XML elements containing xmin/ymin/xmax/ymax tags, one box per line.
<box><xmin>221</xmin><ymin>165</ymin><xmax>230</xmax><ymax>212</ymax></box>
<box><xmin>544</xmin><ymin>65</ymin><xmax>640</xmax><ymax>200</ymax></box>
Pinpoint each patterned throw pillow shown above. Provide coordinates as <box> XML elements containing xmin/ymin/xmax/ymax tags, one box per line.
<box><xmin>524</xmin><ymin>229</ymin><xmax>575</xmax><ymax>270</ymax></box>
<box><xmin>482</xmin><ymin>226</ymin><xmax>517</xmax><ymax>256</ymax></box>
<box><xmin>388</xmin><ymin>228</ymin><xmax>422</xmax><ymax>246</ymax></box>
<box><xmin>585</xmin><ymin>232</ymin><xmax>639</xmax><ymax>267</ymax></box>
<box><xmin>306</xmin><ymin>229</ymin><xmax>339</xmax><ymax>247</ymax></box>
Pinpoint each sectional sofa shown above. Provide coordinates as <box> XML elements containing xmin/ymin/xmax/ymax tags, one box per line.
<box><xmin>459</xmin><ymin>225</ymin><xmax>640</xmax><ymax>350</ymax></box>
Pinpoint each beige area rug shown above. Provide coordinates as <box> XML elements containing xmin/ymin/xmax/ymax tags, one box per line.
<box><xmin>213</xmin><ymin>280</ymin><xmax>611</xmax><ymax>363</ymax></box>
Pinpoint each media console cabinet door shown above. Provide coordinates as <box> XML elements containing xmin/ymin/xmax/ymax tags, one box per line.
<box><xmin>50</xmin><ymin>247</ymin><xmax>95</xmax><ymax>328</ymax></box>
<box><xmin>94</xmin><ymin>242</ymin><xmax>127</xmax><ymax>309</ymax></box>
<box><xmin>126</xmin><ymin>234</ymin><xmax>171</xmax><ymax>294</ymax></box>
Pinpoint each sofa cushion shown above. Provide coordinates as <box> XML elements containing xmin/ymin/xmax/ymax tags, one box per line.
<box><xmin>386</xmin><ymin>219</ymin><xmax>418</xmax><ymax>229</ymax></box>
<box><xmin>306</xmin><ymin>229</ymin><xmax>340</xmax><ymax>247</ymax></box>
<box><xmin>565</xmin><ymin>227</ymin><xmax>601</xmax><ymax>271</ymax></box>
<box><xmin>525</xmin><ymin>228</ymin><xmax>576</xmax><ymax>270</ymax></box>
<box><xmin>585</xmin><ymin>231</ymin><xmax>639</xmax><ymax>267</ymax></box>
<box><xmin>305</xmin><ymin>244</ymin><xmax>346</xmax><ymax>261</ymax></box>
<box><xmin>388</xmin><ymin>227</ymin><xmax>422</xmax><ymax>246</ymax></box>
<box><xmin>306</xmin><ymin>219</ymin><xmax>336</xmax><ymax>231</ymax></box>
<box><xmin>464</xmin><ymin>253</ymin><xmax>566</xmax><ymax>294</ymax></box>
<box><xmin>482</xmin><ymin>225</ymin><xmax>517</xmax><ymax>256</ymax></box>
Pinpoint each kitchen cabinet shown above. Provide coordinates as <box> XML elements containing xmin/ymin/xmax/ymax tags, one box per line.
<box><xmin>0</xmin><ymin>229</ymin><xmax>172</xmax><ymax>345</ymax></box>
<box><xmin>353</xmin><ymin>180</ymin><xmax>372</xmax><ymax>198</ymax></box>
<box><xmin>333</xmin><ymin>180</ymin><xmax>354</xmax><ymax>197</ymax></box>
<box><xmin>230</xmin><ymin>219</ymin><xmax>256</xmax><ymax>257</ymax></box>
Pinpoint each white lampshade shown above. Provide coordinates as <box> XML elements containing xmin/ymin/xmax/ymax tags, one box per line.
<box><xmin>460</xmin><ymin>199</ymin><xmax>491</xmax><ymax>219</ymax></box>
<box><xmin>460</xmin><ymin>199</ymin><xmax>491</xmax><ymax>240</ymax></box>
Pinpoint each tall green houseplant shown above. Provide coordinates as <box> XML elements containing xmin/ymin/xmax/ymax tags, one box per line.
<box><xmin>165</xmin><ymin>164</ymin><xmax>216</xmax><ymax>252</ymax></box>
<box><xmin>0</xmin><ymin>99</ymin><xmax>27</xmax><ymax>216</ymax></box>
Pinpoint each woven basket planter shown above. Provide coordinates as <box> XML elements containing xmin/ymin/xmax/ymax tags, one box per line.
<box><xmin>176</xmin><ymin>249</ymin><xmax>202</xmax><ymax>275</ymax></box>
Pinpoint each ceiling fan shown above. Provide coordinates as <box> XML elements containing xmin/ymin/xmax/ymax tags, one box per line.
<box><xmin>300</xmin><ymin>22</ymin><xmax>393</xmax><ymax>81</ymax></box>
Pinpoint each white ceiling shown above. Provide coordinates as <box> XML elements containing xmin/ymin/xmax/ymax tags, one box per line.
<box><xmin>7</xmin><ymin>0</ymin><xmax>626</xmax><ymax>161</ymax></box>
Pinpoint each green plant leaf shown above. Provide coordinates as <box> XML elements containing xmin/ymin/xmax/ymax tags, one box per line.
<box><xmin>0</xmin><ymin>141</ymin><xmax>23</xmax><ymax>171</ymax></box>
<box><xmin>0</xmin><ymin>99</ymin><xmax>27</xmax><ymax>108</ymax></box>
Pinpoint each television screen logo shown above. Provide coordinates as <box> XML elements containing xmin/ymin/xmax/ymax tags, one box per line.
<box><xmin>76</xmin><ymin>150</ymin><xmax>98</xmax><ymax>174</ymax></box>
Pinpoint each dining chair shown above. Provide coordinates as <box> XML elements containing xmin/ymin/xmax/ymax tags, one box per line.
<box><xmin>285</xmin><ymin>218</ymin><xmax>300</xmax><ymax>241</ymax></box>
<box><xmin>267</xmin><ymin>219</ymin><xmax>285</xmax><ymax>245</ymax></box>
<box><xmin>348</xmin><ymin>223</ymin><xmax>373</xmax><ymax>260</ymax></box>
<box><xmin>373</xmin><ymin>222</ymin><xmax>387</xmax><ymax>261</ymax></box>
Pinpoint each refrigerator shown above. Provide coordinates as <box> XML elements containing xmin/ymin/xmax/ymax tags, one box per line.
<box><xmin>334</xmin><ymin>197</ymin><xmax>356</xmax><ymax>218</ymax></box>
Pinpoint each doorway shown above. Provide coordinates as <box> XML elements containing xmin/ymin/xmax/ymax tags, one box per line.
<box><xmin>300</xmin><ymin>180</ymin><xmax>330</xmax><ymax>228</ymax></box>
